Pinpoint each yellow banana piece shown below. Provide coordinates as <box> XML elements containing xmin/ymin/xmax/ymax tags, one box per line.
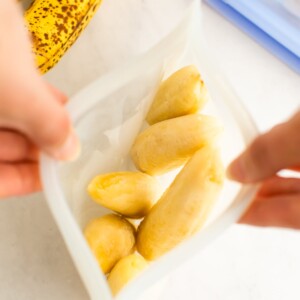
<box><xmin>136</xmin><ymin>146</ymin><xmax>224</xmax><ymax>261</ymax></box>
<box><xmin>146</xmin><ymin>65</ymin><xmax>208</xmax><ymax>125</ymax></box>
<box><xmin>24</xmin><ymin>0</ymin><xmax>103</xmax><ymax>73</ymax></box>
<box><xmin>108</xmin><ymin>254</ymin><xmax>148</xmax><ymax>295</ymax></box>
<box><xmin>84</xmin><ymin>214</ymin><xmax>136</xmax><ymax>274</ymax></box>
<box><xmin>130</xmin><ymin>114</ymin><xmax>222</xmax><ymax>175</ymax></box>
<box><xmin>87</xmin><ymin>172</ymin><xmax>160</xmax><ymax>219</ymax></box>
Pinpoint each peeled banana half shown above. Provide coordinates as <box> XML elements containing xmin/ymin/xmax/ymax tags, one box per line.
<box><xmin>146</xmin><ymin>65</ymin><xmax>208</xmax><ymax>125</ymax></box>
<box><xmin>84</xmin><ymin>214</ymin><xmax>136</xmax><ymax>274</ymax></box>
<box><xmin>87</xmin><ymin>172</ymin><xmax>160</xmax><ymax>219</ymax></box>
<box><xmin>108</xmin><ymin>254</ymin><xmax>148</xmax><ymax>295</ymax></box>
<box><xmin>137</xmin><ymin>146</ymin><xmax>224</xmax><ymax>260</ymax></box>
<box><xmin>131</xmin><ymin>114</ymin><xmax>223</xmax><ymax>175</ymax></box>
<box><xmin>24</xmin><ymin>0</ymin><xmax>103</xmax><ymax>73</ymax></box>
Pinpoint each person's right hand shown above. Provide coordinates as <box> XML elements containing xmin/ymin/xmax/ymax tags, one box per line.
<box><xmin>0</xmin><ymin>1</ymin><xmax>79</xmax><ymax>198</ymax></box>
<box><xmin>227</xmin><ymin>109</ymin><xmax>300</xmax><ymax>229</ymax></box>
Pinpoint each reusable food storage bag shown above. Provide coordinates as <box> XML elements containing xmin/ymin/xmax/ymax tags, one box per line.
<box><xmin>40</xmin><ymin>1</ymin><xmax>258</xmax><ymax>299</ymax></box>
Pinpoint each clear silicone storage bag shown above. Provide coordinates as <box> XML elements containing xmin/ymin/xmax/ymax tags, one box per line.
<box><xmin>40</xmin><ymin>1</ymin><xmax>258</xmax><ymax>299</ymax></box>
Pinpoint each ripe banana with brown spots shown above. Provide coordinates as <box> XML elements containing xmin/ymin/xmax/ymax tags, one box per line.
<box><xmin>24</xmin><ymin>0</ymin><xmax>103</xmax><ymax>74</ymax></box>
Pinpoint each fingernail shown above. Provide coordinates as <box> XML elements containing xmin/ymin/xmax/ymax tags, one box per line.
<box><xmin>53</xmin><ymin>132</ymin><xmax>81</xmax><ymax>161</ymax></box>
<box><xmin>227</xmin><ymin>159</ymin><xmax>247</xmax><ymax>182</ymax></box>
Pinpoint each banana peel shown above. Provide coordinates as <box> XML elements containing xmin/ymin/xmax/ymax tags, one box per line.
<box><xmin>24</xmin><ymin>0</ymin><xmax>103</xmax><ymax>73</ymax></box>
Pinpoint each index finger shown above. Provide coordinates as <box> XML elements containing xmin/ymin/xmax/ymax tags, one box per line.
<box><xmin>227</xmin><ymin>110</ymin><xmax>300</xmax><ymax>183</ymax></box>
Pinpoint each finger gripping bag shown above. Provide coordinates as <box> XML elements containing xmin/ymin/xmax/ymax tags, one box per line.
<box><xmin>40</xmin><ymin>1</ymin><xmax>258</xmax><ymax>299</ymax></box>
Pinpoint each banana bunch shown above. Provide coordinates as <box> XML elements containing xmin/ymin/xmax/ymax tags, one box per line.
<box><xmin>24</xmin><ymin>0</ymin><xmax>103</xmax><ymax>73</ymax></box>
<box><xmin>83</xmin><ymin>65</ymin><xmax>224</xmax><ymax>295</ymax></box>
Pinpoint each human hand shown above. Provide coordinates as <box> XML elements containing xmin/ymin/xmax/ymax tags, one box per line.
<box><xmin>0</xmin><ymin>1</ymin><xmax>79</xmax><ymax>198</ymax></box>
<box><xmin>228</xmin><ymin>110</ymin><xmax>300</xmax><ymax>229</ymax></box>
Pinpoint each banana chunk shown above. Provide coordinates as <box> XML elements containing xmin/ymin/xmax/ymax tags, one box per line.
<box><xmin>25</xmin><ymin>0</ymin><xmax>103</xmax><ymax>73</ymax></box>
<box><xmin>87</xmin><ymin>172</ymin><xmax>160</xmax><ymax>219</ymax></box>
<box><xmin>130</xmin><ymin>114</ymin><xmax>222</xmax><ymax>175</ymax></box>
<box><xmin>108</xmin><ymin>254</ymin><xmax>148</xmax><ymax>295</ymax></box>
<box><xmin>146</xmin><ymin>65</ymin><xmax>208</xmax><ymax>125</ymax></box>
<box><xmin>84</xmin><ymin>214</ymin><xmax>136</xmax><ymax>274</ymax></box>
<box><xmin>136</xmin><ymin>146</ymin><xmax>224</xmax><ymax>260</ymax></box>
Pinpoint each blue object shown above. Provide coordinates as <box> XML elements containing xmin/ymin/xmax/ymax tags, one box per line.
<box><xmin>205</xmin><ymin>0</ymin><xmax>300</xmax><ymax>74</ymax></box>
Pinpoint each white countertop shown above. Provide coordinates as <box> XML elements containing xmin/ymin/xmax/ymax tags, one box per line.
<box><xmin>1</xmin><ymin>1</ymin><xmax>300</xmax><ymax>299</ymax></box>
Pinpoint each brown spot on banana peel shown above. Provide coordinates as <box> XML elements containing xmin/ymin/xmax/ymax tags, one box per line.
<box><xmin>24</xmin><ymin>0</ymin><xmax>103</xmax><ymax>74</ymax></box>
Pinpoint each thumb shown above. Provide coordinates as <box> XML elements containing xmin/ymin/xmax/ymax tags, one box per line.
<box><xmin>0</xmin><ymin>0</ymin><xmax>79</xmax><ymax>160</ymax></box>
<box><xmin>4</xmin><ymin>77</ymin><xmax>80</xmax><ymax>161</ymax></box>
<box><xmin>227</xmin><ymin>110</ymin><xmax>300</xmax><ymax>183</ymax></box>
